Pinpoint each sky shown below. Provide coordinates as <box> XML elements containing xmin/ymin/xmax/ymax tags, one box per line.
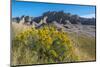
<box><xmin>20</xmin><ymin>0</ymin><xmax>96</xmax><ymax>5</ymax></box>
<box><xmin>12</xmin><ymin>0</ymin><xmax>96</xmax><ymax>18</ymax></box>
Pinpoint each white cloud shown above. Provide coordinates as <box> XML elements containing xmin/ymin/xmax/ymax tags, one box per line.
<box><xmin>81</xmin><ymin>14</ymin><xmax>95</xmax><ymax>18</ymax></box>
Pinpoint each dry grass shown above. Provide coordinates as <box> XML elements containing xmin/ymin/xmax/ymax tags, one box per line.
<box><xmin>11</xmin><ymin>23</ymin><xmax>96</xmax><ymax>66</ymax></box>
<box><xmin>11</xmin><ymin>22</ymin><xmax>32</xmax><ymax>38</ymax></box>
<box><xmin>68</xmin><ymin>32</ymin><xmax>96</xmax><ymax>61</ymax></box>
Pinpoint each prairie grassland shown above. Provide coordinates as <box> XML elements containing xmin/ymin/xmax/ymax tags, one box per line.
<box><xmin>68</xmin><ymin>32</ymin><xmax>96</xmax><ymax>61</ymax></box>
<box><xmin>11</xmin><ymin>22</ymin><xmax>32</xmax><ymax>38</ymax></box>
<box><xmin>11</xmin><ymin>23</ymin><xmax>96</xmax><ymax>66</ymax></box>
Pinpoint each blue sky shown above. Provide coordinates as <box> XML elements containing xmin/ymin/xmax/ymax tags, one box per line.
<box><xmin>12</xmin><ymin>0</ymin><xmax>96</xmax><ymax>18</ymax></box>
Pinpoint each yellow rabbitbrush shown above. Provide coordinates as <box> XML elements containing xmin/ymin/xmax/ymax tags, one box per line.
<box><xmin>12</xmin><ymin>25</ymin><xmax>79</xmax><ymax>65</ymax></box>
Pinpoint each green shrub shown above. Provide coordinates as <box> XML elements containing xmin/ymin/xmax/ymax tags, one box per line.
<box><xmin>12</xmin><ymin>26</ymin><xmax>79</xmax><ymax>65</ymax></box>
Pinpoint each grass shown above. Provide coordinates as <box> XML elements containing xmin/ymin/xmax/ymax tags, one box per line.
<box><xmin>68</xmin><ymin>32</ymin><xmax>96</xmax><ymax>61</ymax></box>
<box><xmin>77</xmin><ymin>34</ymin><xmax>96</xmax><ymax>60</ymax></box>
<box><xmin>11</xmin><ymin>23</ymin><xmax>96</xmax><ymax>66</ymax></box>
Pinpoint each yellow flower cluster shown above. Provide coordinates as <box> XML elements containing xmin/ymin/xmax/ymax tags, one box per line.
<box><xmin>13</xmin><ymin>25</ymin><xmax>78</xmax><ymax>63</ymax></box>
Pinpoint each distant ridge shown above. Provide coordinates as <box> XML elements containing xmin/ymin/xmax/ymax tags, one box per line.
<box><xmin>12</xmin><ymin>11</ymin><xmax>96</xmax><ymax>26</ymax></box>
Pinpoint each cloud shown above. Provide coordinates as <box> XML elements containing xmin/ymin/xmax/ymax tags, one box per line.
<box><xmin>81</xmin><ymin>13</ymin><xmax>95</xmax><ymax>18</ymax></box>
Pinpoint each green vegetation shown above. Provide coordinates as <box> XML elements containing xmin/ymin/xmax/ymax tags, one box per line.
<box><xmin>11</xmin><ymin>23</ymin><xmax>96</xmax><ymax>65</ymax></box>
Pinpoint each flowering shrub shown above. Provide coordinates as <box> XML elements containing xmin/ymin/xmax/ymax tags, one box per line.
<box><xmin>12</xmin><ymin>25</ymin><xmax>79</xmax><ymax>65</ymax></box>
